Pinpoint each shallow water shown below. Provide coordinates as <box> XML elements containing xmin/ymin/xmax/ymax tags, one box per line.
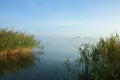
<box><xmin>0</xmin><ymin>36</ymin><xmax>97</xmax><ymax>80</ymax></box>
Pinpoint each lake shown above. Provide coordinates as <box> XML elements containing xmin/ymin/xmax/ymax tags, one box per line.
<box><xmin>0</xmin><ymin>36</ymin><xmax>97</xmax><ymax>80</ymax></box>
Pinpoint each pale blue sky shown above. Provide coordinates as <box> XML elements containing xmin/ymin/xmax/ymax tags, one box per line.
<box><xmin>0</xmin><ymin>0</ymin><xmax>120</xmax><ymax>37</ymax></box>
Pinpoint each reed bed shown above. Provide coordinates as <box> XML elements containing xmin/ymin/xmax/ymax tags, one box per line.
<box><xmin>64</xmin><ymin>34</ymin><xmax>120</xmax><ymax>80</ymax></box>
<box><xmin>0</xmin><ymin>28</ymin><xmax>40</xmax><ymax>56</ymax></box>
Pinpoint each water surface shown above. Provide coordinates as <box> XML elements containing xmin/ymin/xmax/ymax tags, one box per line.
<box><xmin>0</xmin><ymin>36</ymin><xmax>97</xmax><ymax>80</ymax></box>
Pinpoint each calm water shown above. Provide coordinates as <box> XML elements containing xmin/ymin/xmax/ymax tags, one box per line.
<box><xmin>0</xmin><ymin>36</ymin><xmax>97</xmax><ymax>80</ymax></box>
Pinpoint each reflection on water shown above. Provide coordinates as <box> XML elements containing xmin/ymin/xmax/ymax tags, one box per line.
<box><xmin>0</xmin><ymin>51</ymin><xmax>41</xmax><ymax>77</ymax></box>
<box><xmin>63</xmin><ymin>58</ymin><xmax>83</xmax><ymax>80</ymax></box>
<box><xmin>0</xmin><ymin>37</ymin><xmax>97</xmax><ymax>80</ymax></box>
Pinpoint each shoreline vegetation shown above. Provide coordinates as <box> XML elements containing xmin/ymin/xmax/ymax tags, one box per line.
<box><xmin>64</xmin><ymin>34</ymin><xmax>120</xmax><ymax>80</ymax></box>
<box><xmin>0</xmin><ymin>28</ymin><xmax>41</xmax><ymax>56</ymax></box>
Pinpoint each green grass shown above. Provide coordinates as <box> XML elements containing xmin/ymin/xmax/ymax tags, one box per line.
<box><xmin>0</xmin><ymin>28</ymin><xmax>41</xmax><ymax>56</ymax></box>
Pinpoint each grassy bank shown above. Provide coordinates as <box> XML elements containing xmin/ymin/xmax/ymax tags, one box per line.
<box><xmin>0</xmin><ymin>28</ymin><xmax>40</xmax><ymax>56</ymax></box>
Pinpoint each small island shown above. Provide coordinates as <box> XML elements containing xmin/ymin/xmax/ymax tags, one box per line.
<box><xmin>0</xmin><ymin>28</ymin><xmax>40</xmax><ymax>56</ymax></box>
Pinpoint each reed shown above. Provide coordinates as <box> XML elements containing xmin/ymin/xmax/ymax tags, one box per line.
<box><xmin>64</xmin><ymin>34</ymin><xmax>120</xmax><ymax>80</ymax></box>
<box><xmin>0</xmin><ymin>28</ymin><xmax>40</xmax><ymax>56</ymax></box>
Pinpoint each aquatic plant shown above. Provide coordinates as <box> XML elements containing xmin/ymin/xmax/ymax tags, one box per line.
<box><xmin>0</xmin><ymin>28</ymin><xmax>41</xmax><ymax>56</ymax></box>
<box><xmin>64</xmin><ymin>34</ymin><xmax>120</xmax><ymax>80</ymax></box>
<box><xmin>90</xmin><ymin>34</ymin><xmax>120</xmax><ymax>80</ymax></box>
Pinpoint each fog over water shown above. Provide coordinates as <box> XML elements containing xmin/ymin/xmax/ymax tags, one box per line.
<box><xmin>0</xmin><ymin>34</ymin><xmax>98</xmax><ymax>80</ymax></box>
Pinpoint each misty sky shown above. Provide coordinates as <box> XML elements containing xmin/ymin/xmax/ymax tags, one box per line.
<box><xmin>0</xmin><ymin>0</ymin><xmax>120</xmax><ymax>38</ymax></box>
